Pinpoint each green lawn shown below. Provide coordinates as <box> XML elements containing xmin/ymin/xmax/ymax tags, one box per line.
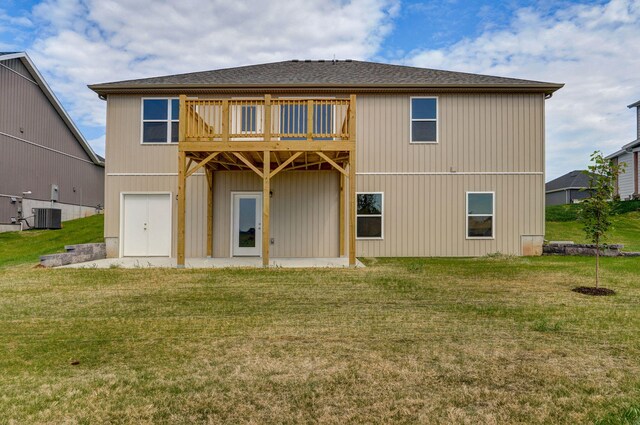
<box><xmin>0</xmin><ymin>214</ymin><xmax>103</xmax><ymax>267</ymax></box>
<box><xmin>1</xmin><ymin>255</ymin><xmax>639</xmax><ymax>423</ymax></box>
<box><xmin>545</xmin><ymin>203</ymin><xmax>640</xmax><ymax>251</ymax></box>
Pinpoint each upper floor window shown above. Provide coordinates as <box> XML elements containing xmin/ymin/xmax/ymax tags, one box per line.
<box><xmin>467</xmin><ymin>192</ymin><xmax>494</xmax><ymax>239</ymax></box>
<box><xmin>410</xmin><ymin>97</ymin><xmax>437</xmax><ymax>143</ymax></box>
<box><xmin>280</xmin><ymin>103</ymin><xmax>334</xmax><ymax>140</ymax></box>
<box><xmin>241</xmin><ymin>106</ymin><xmax>257</xmax><ymax>132</ymax></box>
<box><xmin>142</xmin><ymin>98</ymin><xmax>179</xmax><ymax>143</ymax></box>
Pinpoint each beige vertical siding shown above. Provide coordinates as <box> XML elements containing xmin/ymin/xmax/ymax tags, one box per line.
<box><xmin>212</xmin><ymin>171</ymin><xmax>339</xmax><ymax>258</ymax></box>
<box><xmin>357</xmin><ymin>93</ymin><xmax>544</xmax><ymax>173</ymax></box>
<box><xmin>104</xmin><ymin>92</ymin><xmax>545</xmax><ymax>258</ymax></box>
<box><xmin>356</xmin><ymin>174</ymin><xmax>544</xmax><ymax>257</ymax></box>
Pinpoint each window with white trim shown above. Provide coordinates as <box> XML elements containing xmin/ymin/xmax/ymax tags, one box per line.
<box><xmin>356</xmin><ymin>192</ymin><xmax>383</xmax><ymax>239</ymax></box>
<box><xmin>410</xmin><ymin>97</ymin><xmax>437</xmax><ymax>143</ymax></box>
<box><xmin>467</xmin><ymin>192</ymin><xmax>494</xmax><ymax>238</ymax></box>
<box><xmin>142</xmin><ymin>98</ymin><xmax>179</xmax><ymax>143</ymax></box>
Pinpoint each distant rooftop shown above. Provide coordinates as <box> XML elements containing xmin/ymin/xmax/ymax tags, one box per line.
<box><xmin>546</xmin><ymin>170</ymin><xmax>593</xmax><ymax>192</ymax></box>
<box><xmin>89</xmin><ymin>60</ymin><xmax>563</xmax><ymax>95</ymax></box>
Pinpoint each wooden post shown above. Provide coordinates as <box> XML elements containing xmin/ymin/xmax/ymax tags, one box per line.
<box><xmin>264</xmin><ymin>95</ymin><xmax>271</xmax><ymax>142</ymax></box>
<box><xmin>206</xmin><ymin>169</ymin><xmax>213</xmax><ymax>258</ymax></box>
<box><xmin>179</xmin><ymin>95</ymin><xmax>187</xmax><ymax>140</ymax></box>
<box><xmin>262</xmin><ymin>150</ymin><xmax>271</xmax><ymax>267</ymax></box>
<box><xmin>222</xmin><ymin>100</ymin><xmax>229</xmax><ymax>143</ymax></box>
<box><xmin>348</xmin><ymin>151</ymin><xmax>356</xmax><ymax>267</ymax></box>
<box><xmin>177</xmin><ymin>150</ymin><xmax>186</xmax><ymax>267</ymax></box>
<box><xmin>348</xmin><ymin>95</ymin><xmax>357</xmax><ymax>267</ymax></box>
<box><xmin>339</xmin><ymin>171</ymin><xmax>345</xmax><ymax>257</ymax></box>
<box><xmin>307</xmin><ymin>99</ymin><xmax>314</xmax><ymax>141</ymax></box>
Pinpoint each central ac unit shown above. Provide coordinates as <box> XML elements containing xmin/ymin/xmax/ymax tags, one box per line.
<box><xmin>33</xmin><ymin>208</ymin><xmax>62</xmax><ymax>229</ymax></box>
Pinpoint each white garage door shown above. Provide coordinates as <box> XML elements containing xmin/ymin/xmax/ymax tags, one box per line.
<box><xmin>122</xmin><ymin>193</ymin><xmax>172</xmax><ymax>257</ymax></box>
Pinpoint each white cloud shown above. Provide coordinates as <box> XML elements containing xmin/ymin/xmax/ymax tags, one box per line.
<box><xmin>406</xmin><ymin>0</ymin><xmax>640</xmax><ymax>179</ymax></box>
<box><xmin>23</xmin><ymin>0</ymin><xmax>398</xmax><ymax>156</ymax></box>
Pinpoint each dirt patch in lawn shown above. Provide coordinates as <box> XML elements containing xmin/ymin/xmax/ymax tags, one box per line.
<box><xmin>572</xmin><ymin>286</ymin><xmax>616</xmax><ymax>296</ymax></box>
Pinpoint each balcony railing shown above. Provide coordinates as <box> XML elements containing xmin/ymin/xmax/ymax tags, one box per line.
<box><xmin>180</xmin><ymin>95</ymin><xmax>353</xmax><ymax>142</ymax></box>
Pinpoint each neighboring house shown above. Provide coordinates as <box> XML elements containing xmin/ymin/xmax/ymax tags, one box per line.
<box><xmin>88</xmin><ymin>60</ymin><xmax>562</xmax><ymax>265</ymax></box>
<box><xmin>0</xmin><ymin>52</ymin><xmax>104</xmax><ymax>230</ymax></box>
<box><xmin>545</xmin><ymin>170</ymin><xmax>594</xmax><ymax>205</ymax></box>
<box><xmin>606</xmin><ymin>99</ymin><xmax>640</xmax><ymax>199</ymax></box>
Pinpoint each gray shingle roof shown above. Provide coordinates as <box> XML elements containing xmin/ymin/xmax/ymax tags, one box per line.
<box><xmin>89</xmin><ymin>60</ymin><xmax>563</xmax><ymax>94</ymax></box>
<box><xmin>546</xmin><ymin>170</ymin><xmax>593</xmax><ymax>192</ymax></box>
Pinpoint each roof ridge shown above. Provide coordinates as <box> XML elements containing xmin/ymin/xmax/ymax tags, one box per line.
<box><xmin>89</xmin><ymin>60</ymin><xmax>563</xmax><ymax>92</ymax></box>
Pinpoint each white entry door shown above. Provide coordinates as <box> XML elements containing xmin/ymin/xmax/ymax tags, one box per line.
<box><xmin>232</xmin><ymin>193</ymin><xmax>262</xmax><ymax>256</ymax></box>
<box><xmin>122</xmin><ymin>193</ymin><xmax>172</xmax><ymax>257</ymax></box>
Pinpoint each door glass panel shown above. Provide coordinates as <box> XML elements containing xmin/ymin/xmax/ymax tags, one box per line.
<box><xmin>238</xmin><ymin>198</ymin><xmax>256</xmax><ymax>247</ymax></box>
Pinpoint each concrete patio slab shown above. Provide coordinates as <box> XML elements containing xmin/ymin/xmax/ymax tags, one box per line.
<box><xmin>58</xmin><ymin>257</ymin><xmax>365</xmax><ymax>269</ymax></box>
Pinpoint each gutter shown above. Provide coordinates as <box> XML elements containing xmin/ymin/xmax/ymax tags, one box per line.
<box><xmin>545</xmin><ymin>187</ymin><xmax>590</xmax><ymax>194</ymax></box>
<box><xmin>88</xmin><ymin>83</ymin><xmax>564</xmax><ymax>97</ymax></box>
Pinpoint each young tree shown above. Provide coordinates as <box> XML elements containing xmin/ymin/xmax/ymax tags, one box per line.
<box><xmin>580</xmin><ymin>151</ymin><xmax>625</xmax><ymax>288</ymax></box>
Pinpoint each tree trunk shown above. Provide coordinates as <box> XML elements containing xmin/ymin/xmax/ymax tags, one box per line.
<box><xmin>595</xmin><ymin>236</ymin><xmax>600</xmax><ymax>289</ymax></box>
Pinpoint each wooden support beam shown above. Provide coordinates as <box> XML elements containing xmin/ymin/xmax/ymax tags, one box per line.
<box><xmin>316</xmin><ymin>151</ymin><xmax>348</xmax><ymax>176</ymax></box>
<box><xmin>232</xmin><ymin>152</ymin><xmax>263</xmax><ymax>178</ymax></box>
<box><xmin>264</xmin><ymin>94</ymin><xmax>271</xmax><ymax>142</ymax></box>
<box><xmin>348</xmin><ymin>94</ymin><xmax>357</xmax><ymax>267</ymax></box>
<box><xmin>222</xmin><ymin>100</ymin><xmax>229</xmax><ymax>142</ymax></box>
<box><xmin>211</xmin><ymin>159</ymin><xmax>249</xmax><ymax>170</ymax></box>
<box><xmin>349</xmin><ymin>94</ymin><xmax>357</xmax><ymax>142</ymax></box>
<box><xmin>307</xmin><ymin>99</ymin><xmax>314</xmax><ymax>141</ymax></box>
<box><xmin>186</xmin><ymin>152</ymin><xmax>220</xmax><ymax>178</ymax></box>
<box><xmin>348</xmin><ymin>150</ymin><xmax>356</xmax><ymax>267</ymax></box>
<box><xmin>179</xmin><ymin>95</ymin><xmax>186</xmax><ymax>142</ymax></box>
<box><xmin>262</xmin><ymin>150</ymin><xmax>270</xmax><ymax>267</ymax></box>
<box><xmin>206</xmin><ymin>169</ymin><xmax>213</xmax><ymax>258</ymax></box>
<box><xmin>177</xmin><ymin>150</ymin><xmax>187</xmax><ymax>267</ymax></box>
<box><xmin>270</xmin><ymin>151</ymin><xmax>302</xmax><ymax>178</ymax></box>
<box><xmin>284</xmin><ymin>156</ymin><xmax>349</xmax><ymax>172</ymax></box>
<box><xmin>339</xmin><ymin>171</ymin><xmax>345</xmax><ymax>257</ymax></box>
<box><xmin>179</xmin><ymin>141</ymin><xmax>355</xmax><ymax>153</ymax></box>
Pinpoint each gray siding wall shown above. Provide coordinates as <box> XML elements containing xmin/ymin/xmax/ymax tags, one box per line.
<box><xmin>0</xmin><ymin>58</ymin><xmax>104</xmax><ymax>223</ymax></box>
<box><xmin>546</xmin><ymin>190</ymin><xmax>568</xmax><ymax>206</ymax></box>
<box><xmin>617</xmin><ymin>152</ymin><xmax>635</xmax><ymax>198</ymax></box>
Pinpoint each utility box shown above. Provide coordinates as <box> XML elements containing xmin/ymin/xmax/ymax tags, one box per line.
<box><xmin>33</xmin><ymin>208</ymin><xmax>62</xmax><ymax>229</ymax></box>
<box><xmin>50</xmin><ymin>184</ymin><xmax>59</xmax><ymax>202</ymax></box>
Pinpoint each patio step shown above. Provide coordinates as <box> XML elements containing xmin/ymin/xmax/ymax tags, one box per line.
<box><xmin>40</xmin><ymin>243</ymin><xmax>106</xmax><ymax>267</ymax></box>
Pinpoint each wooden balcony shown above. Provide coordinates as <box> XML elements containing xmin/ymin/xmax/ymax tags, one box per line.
<box><xmin>176</xmin><ymin>95</ymin><xmax>357</xmax><ymax>268</ymax></box>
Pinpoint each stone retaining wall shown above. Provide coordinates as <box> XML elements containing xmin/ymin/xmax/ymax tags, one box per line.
<box><xmin>543</xmin><ymin>242</ymin><xmax>640</xmax><ymax>257</ymax></box>
<box><xmin>40</xmin><ymin>243</ymin><xmax>106</xmax><ymax>267</ymax></box>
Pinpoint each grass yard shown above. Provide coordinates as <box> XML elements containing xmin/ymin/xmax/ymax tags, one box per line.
<box><xmin>545</xmin><ymin>201</ymin><xmax>640</xmax><ymax>252</ymax></box>
<box><xmin>1</xmin><ymin>255</ymin><xmax>640</xmax><ymax>423</ymax></box>
<box><xmin>0</xmin><ymin>214</ymin><xmax>104</xmax><ymax>267</ymax></box>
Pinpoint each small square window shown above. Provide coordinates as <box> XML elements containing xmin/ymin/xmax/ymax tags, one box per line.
<box><xmin>141</xmin><ymin>98</ymin><xmax>179</xmax><ymax>143</ymax></box>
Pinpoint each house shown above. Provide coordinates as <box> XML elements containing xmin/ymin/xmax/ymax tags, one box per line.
<box><xmin>0</xmin><ymin>52</ymin><xmax>104</xmax><ymax>231</ymax></box>
<box><xmin>606</xmin><ymin>99</ymin><xmax>640</xmax><ymax>199</ymax></box>
<box><xmin>545</xmin><ymin>170</ymin><xmax>594</xmax><ymax>205</ymax></box>
<box><xmin>88</xmin><ymin>60</ymin><xmax>562</xmax><ymax>266</ymax></box>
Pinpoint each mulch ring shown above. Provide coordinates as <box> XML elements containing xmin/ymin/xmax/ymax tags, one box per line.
<box><xmin>572</xmin><ymin>286</ymin><xmax>616</xmax><ymax>296</ymax></box>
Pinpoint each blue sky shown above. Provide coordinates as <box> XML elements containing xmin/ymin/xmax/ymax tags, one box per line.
<box><xmin>1</xmin><ymin>0</ymin><xmax>639</xmax><ymax>179</ymax></box>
